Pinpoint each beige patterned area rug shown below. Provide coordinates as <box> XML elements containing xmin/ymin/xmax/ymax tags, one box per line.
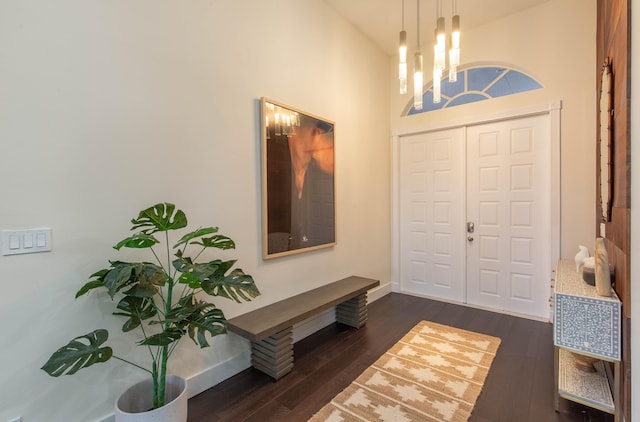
<box><xmin>309</xmin><ymin>321</ymin><xmax>501</xmax><ymax>422</ymax></box>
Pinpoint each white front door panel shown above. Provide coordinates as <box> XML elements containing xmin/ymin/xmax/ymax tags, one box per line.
<box><xmin>399</xmin><ymin>128</ymin><xmax>465</xmax><ymax>302</ymax></box>
<box><xmin>466</xmin><ymin>115</ymin><xmax>551</xmax><ymax>319</ymax></box>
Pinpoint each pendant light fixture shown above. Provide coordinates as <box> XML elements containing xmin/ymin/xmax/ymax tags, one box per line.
<box><xmin>435</xmin><ymin>1</ymin><xmax>446</xmax><ymax>72</ymax></box>
<box><xmin>401</xmin><ymin>0</ymin><xmax>461</xmax><ymax>108</ymax></box>
<box><xmin>413</xmin><ymin>0</ymin><xmax>423</xmax><ymax>110</ymax></box>
<box><xmin>399</xmin><ymin>0</ymin><xmax>407</xmax><ymax>94</ymax></box>
<box><xmin>449</xmin><ymin>0</ymin><xmax>461</xmax><ymax>82</ymax></box>
<box><xmin>433</xmin><ymin>0</ymin><xmax>445</xmax><ymax>103</ymax></box>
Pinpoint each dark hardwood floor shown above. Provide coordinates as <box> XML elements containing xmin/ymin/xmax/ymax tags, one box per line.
<box><xmin>188</xmin><ymin>293</ymin><xmax>614</xmax><ymax>422</ymax></box>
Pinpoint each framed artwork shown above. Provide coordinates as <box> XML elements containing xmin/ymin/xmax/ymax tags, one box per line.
<box><xmin>260</xmin><ymin>98</ymin><xmax>336</xmax><ymax>259</ymax></box>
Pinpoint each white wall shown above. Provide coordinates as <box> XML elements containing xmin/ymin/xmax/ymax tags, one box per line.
<box><xmin>0</xmin><ymin>1</ymin><xmax>391</xmax><ymax>421</ymax></box>
<box><xmin>389</xmin><ymin>0</ymin><xmax>597</xmax><ymax>259</ymax></box>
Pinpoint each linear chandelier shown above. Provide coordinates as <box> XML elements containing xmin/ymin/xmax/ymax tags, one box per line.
<box><xmin>399</xmin><ymin>0</ymin><xmax>461</xmax><ymax>108</ymax></box>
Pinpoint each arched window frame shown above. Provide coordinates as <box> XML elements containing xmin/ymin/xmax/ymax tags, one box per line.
<box><xmin>403</xmin><ymin>63</ymin><xmax>543</xmax><ymax>116</ymax></box>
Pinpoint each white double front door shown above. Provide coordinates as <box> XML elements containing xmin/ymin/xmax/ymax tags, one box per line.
<box><xmin>399</xmin><ymin>114</ymin><xmax>551</xmax><ymax>319</ymax></box>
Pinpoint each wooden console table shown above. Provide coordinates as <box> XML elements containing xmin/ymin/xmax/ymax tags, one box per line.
<box><xmin>226</xmin><ymin>276</ymin><xmax>379</xmax><ymax>380</ymax></box>
<box><xmin>553</xmin><ymin>259</ymin><xmax>621</xmax><ymax>420</ymax></box>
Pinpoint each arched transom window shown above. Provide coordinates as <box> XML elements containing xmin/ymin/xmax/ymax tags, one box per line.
<box><xmin>404</xmin><ymin>64</ymin><xmax>543</xmax><ymax>116</ymax></box>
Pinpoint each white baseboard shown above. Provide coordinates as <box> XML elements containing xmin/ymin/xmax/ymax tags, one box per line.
<box><xmin>293</xmin><ymin>308</ymin><xmax>336</xmax><ymax>342</ymax></box>
<box><xmin>186</xmin><ymin>347</ymin><xmax>252</xmax><ymax>397</ymax></box>
<box><xmin>292</xmin><ymin>281</ymin><xmax>392</xmax><ymax>342</ymax></box>
<box><xmin>391</xmin><ymin>280</ymin><xmax>400</xmax><ymax>293</ymax></box>
<box><xmin>370</xmin><ymin>281</ymin><xmax>392</xmax><ymax>301</ymax></box>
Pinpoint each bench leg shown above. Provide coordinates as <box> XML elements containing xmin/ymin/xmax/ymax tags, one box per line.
<box><xmin>336</xmin><ymin>293</ymin><xmax>368</xmax><ymax>328</ymax></box>
<box><xmin>251</xmin><ymin>327</ymin><xmax>294</xmax><ymax>380</ymax></box>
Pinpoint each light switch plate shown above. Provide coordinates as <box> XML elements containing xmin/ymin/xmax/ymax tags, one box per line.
<box><xmin>1</xmin><ymin>228</ymin><xmax>52</xmax><ymax>256</ymax></box>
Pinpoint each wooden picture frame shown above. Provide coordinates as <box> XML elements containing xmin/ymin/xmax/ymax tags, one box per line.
<box><xmin>260</xmin><ymin>98</ymin><xmax>336</xmax><ymax>259</ymax></box>
<box><xmin>599</xmin><ymin>58</ymin><xmax>613</xmax><ymax>224</ymax></box>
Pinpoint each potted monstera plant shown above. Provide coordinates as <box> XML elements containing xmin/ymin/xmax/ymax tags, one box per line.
<box><xmin>42</xmin><ymin>203</ymin><xmax>260</xmax><ymax>421</ymax></box>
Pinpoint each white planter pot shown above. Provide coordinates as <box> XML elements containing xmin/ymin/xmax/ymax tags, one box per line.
<box><xmin>115</xmin><ymin>375</ymin><xmax>187</xmax><ymax>422</ymax></box>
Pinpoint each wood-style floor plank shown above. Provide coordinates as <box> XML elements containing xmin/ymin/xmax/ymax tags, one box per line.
<box><xmin>188</xmin><ymin>293</ymin><xmax>614</xmax><ymax>422</ymax></box>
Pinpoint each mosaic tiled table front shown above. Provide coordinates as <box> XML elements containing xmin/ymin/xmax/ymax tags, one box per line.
<box><xmin>554</xmin><ymin>260</ymin><xmax>621</xmax><ymax>360</ymax></box>
<box><xmin>553</xmin><ymin>259</ymin><xmax>621</xmax><ymax>419</ymax></box>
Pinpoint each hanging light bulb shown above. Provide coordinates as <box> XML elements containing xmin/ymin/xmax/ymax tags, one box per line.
<box><xmin>399</xmin><ymin>0</ymin><xmax>407</xmax><ymax>94</ymax></box>
<box><xmin>433</xmin><ymin>66</ymin><xmax>442</xmax><ymax>103</ymax></box>
<box><xmin>399</xmin><ymin>31</ymin><xmax>407</xmax><ymax>94</ymax></box>
<box><xmin>450</xmin><ymin>17</ymin><xmax>460</xmax><ymax>62</ymax></box>
<box><xmin>435</xmin><ymin>1</ymin><xmax>446</xmax><ymax>71</ymax></box>
<box><xmin>413</xmin><ymin>0</ymin><xmax>423</xmax><ymax>110</ymax></box>
<box><xmin>431</xmin><ymin>0</ymin><xmax>445</xmax><ymax>105</ymax></box>
<box><xmin>450</xmin><ymin>2</ymin><xmax>460</xmax><ymax>53</ymax></box>
<box><xmin>449</xmin><ymin>41</ymin><xmax>459</xmax><ymax>81</ymax></box>
<box><xmin>436</xmin><ymin>26</ymin><xmax>446</xmax><ymax>71</ymax></box>
<box><xmin>414</xmin><ymin>52</ymin><xmax>423</xmax><ymax>110</ymax></box>
<box><xmin>434</xmin><ymin>29</ymin><xmax>445</xmax><ymax>72</ymax></box>
<box><xmin>449</xmin><ymin>0</ymin><xmax>460</xmax><ymax>82</ymax></box>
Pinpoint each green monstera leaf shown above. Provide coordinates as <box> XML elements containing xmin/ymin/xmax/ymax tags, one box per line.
<box><xmin>100</xmin><ymin>261</ymin><xmax>165</xmax><ymax>299</ymax></box>
<box><xmin>162</xmin><ymin>294</ymin><xmax>226</xmax><ymax>348</ymax></box>
<box><xmin>173</xmin><ymin>227</ymin><xmax>219</xmax><ymax>249</ymax></box>
<box><xmin>187</xmin><ymin>304</ymin><xmax>227</xmax><ymax>348</ymax></box>
<box><xmin>113</xmin><ymin>296</ymin><xmax>157</xmax><ymax>332</ymax></box>
<box><xmin>201</xmin><ymin>261</ymin><xmax>260</xmax><ymax>303</ymax></box>
<box><xmin>197</xmin><ymin>234</ymin><xmax>236</xmax><ymax>250</ymax></box>
<box><xmin>75</xmin><ymin>269</ymin><xmax>108</xmax><ymax>298</ymax></box>
<box><xmin>173</xmin><ymin>227</ymin><xmax>235</xmax><ymax>251</ymax></box>
<box><xmin>114</xmin><ymin>232</ymin><xmax>160</xmax><ymax>250</ymax></box>
<box><xmin>139</xmin><ymin>328</ymin><xmax>184</xmax><ymax>346</ymax></box>
<box><xmin>173</xmin><ymin>255</ymin><xmax>220</xmax><ymax>289</ymax></box>
<box><xmin>130</xmin><ymin>203</ymin><xmax>187</xmax><ymax>234</ymax></box>
<box><xmin>41</xmin><ymin>330</ymin><xmax>112</xmax><ymax>377</ymax></box>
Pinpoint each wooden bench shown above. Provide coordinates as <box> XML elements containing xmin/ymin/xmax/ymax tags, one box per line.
<box><xmin>226</xmin><ymin>276</ymin><xmax>380</xmax><ymax>380</ymax></box>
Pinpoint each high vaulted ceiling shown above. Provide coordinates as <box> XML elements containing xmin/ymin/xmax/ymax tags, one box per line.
<box><xmin>324</xmin><ymin>0</ymin><xmax>552</xmax><ymax>56</ymax></box>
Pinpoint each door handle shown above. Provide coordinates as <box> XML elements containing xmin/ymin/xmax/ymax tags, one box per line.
<box><xmin>468</xmin><ymin>236</ymin><xmax>474</xmax><ymax>242</ymax></box>
<box><xmin>467</xmin><ymin>221</ymin><xmax>475</xmax><ymax>233</ymax></box>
